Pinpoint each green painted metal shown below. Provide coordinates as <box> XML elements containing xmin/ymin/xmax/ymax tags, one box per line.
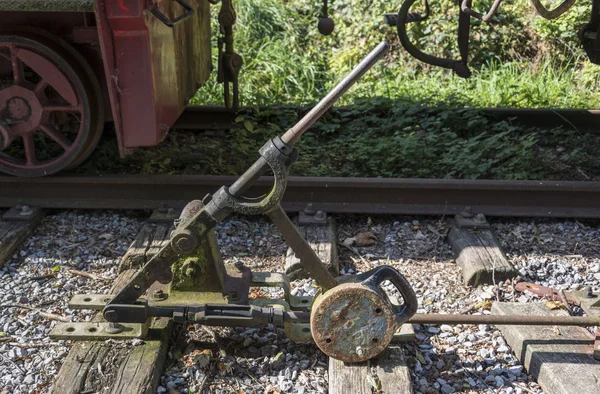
<box><xmin>0</xmin><ymin>0</ymin><xmax>95</xmax><ymax>12</ymax></box>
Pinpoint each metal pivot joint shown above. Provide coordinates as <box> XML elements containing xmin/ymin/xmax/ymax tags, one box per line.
<box><xmin>207</xmin><ymin>137</ymin><xmax>297</xmax><ymax>220</ymax></box>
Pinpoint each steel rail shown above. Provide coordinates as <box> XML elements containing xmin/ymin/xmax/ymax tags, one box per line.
<box><xmin>1</xmin><ymin>175</ymin><xmax>600</xmax><ymax>217</ymax></box>
<box><xmin>175</xmin><ymin>106</ymin><xmax>600</xmax><ymax>133</ymax></box>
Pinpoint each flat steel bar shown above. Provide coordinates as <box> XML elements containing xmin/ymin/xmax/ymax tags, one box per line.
<box><xmin>409</xmin><ymin>313</ymin><xmax>600</xmax><ymax>326</ymax></box>
<box><xmin>2</xmin><ymin>176</ymin><xmax>600</xmax><ymax>217</ymax></box>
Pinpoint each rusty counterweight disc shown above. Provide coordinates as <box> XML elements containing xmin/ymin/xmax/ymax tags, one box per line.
<box><xmin>310</xmin><ymin>283</ymin><xmax>397</xmax><ymax>362</ymax></box>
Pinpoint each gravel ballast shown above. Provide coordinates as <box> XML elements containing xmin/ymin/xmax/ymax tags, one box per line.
<box><xmin>0</xmin><ymin>211</ymin><xmax>598</xmax><ymax>394</ymax></box>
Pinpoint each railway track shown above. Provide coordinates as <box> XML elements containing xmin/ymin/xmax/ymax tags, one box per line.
<box><xmin>1</xmin><ymin>175</ymin><xmax>600</xmax><ymax>217</ymax></box>
<box><xmin>175</xmin><ymin>105</ymin><xmax>600</xmax><ymax>133</ymax></box>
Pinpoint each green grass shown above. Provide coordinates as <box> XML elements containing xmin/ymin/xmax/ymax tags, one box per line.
<box><xmin>193</xmin><ymin>0</ymin><xmax>600</xmax><ymax>109</ymax></box>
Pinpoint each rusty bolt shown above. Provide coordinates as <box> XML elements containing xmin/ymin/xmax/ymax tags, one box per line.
<box><xmin>185</xmin><ymin>266</ymin><xmax>197</xmax><ymax>278</ymax></box>
<box><xmin>460</xmin><ymin>207</ymin><xmax>474</xmax><ymax>218</ymax></box>
<box><xmin>474</xmin><ymin>213</ymin><xmax>486</xmax><ymax>224</ymax></box>
<box><xmin>304</xmin><ymin>203</ymin><xmax>316</xmax><ymax>215</ymax></box>
<box><xmin>356</xmin><ymin>346</ymin><xmax>365</xmax><ymax>357</ymax></box>
<box><xmin>314</xmin><ymin>211</ymin><xmax>327</xmax><ymax>222</ymax></box>
<box><xmin>152</xmin><ymin>289</ymin><xmax>168</xmax><ymax>301</ymax></box>
<box><xmin>171</xmin><ymin>229</ymin><xmax>199</xmax><ymax>254</ymax></box>
<box><xmin>106</xmin><ymin>322</ymin><xmax>124</xmax><ymax>334</ymax></box>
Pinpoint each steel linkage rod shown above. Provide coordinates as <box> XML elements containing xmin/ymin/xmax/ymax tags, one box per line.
<box><xmin>287</xmin><ymin>312</ymin><xmax>600</xmax><ymax>326</ymax></box>
<box><xmin>408</xmin><ymin>313</ymin><xmax>600</xmax><ymax>326</ymax></box>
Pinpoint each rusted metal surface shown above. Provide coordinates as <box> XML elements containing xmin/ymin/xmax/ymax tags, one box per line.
<box><xmin>408</xmin><ymin>313</ymin><xmax>600</xmax><ymax>326</ymax></box>
<box><xmin>0</xmin><ymin>0</ymin><xmax>95</xmax><ymax>12</ymax></box>
<box><xmin>269</xmin><ymin>204</ymin><xmax>337</xmax><ymax>290</ymax></box>
<box><xmin>0</xmin><ymin>33</ymin><xmax>98</xmax><ymax>176</ymax></box>
<box><xmin>310</xmin><ymin>266</ymin><xmax>417</xmax><ymax>362</ymax></box>
<box><xmin>530</xmin><ymin>0</ymin><xmax>576</xmax><ymax>19</ymax></box>
<box><xmin>175</xmin><ymin>105</ymin><xmax>600</xmax><ymax>133</ymax></box>
<box><xmin>515</xmin><ymin>282</ymin><xmax>581</xmax><ymax>305</ymax></box>
<box><xmin>310</xmin><ymin>283</ymin><xmax>397</xmax><ymax>362</ymax></box>
<box><xmin>95</xmin><ymin>0</ymin><xmax>211</xmax><ymax>151</ymax></box>
<box><xmin>2</xmin><ymin>175</ymin><xmax>600</xmax><ymax>218</ymax></box>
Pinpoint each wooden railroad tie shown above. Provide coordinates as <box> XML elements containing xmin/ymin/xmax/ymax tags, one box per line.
<box><xmin>448</xmin><ymin>213</ymin><xmax>517</xmax><ymax>286</ymax></box>
<box><xmin>51</xmin><ymin>211</ymin><xmax>174</xmax><ymax>394</ymax></box>
<box><xmin>0</xmin><ymin>206</ymin><xmax>44</xmax><ymax>269</ymax></box>
<box><xmin>493</xmin><ymin>302</ymin><xmax>600</xmax><ymax>394</ymax></box>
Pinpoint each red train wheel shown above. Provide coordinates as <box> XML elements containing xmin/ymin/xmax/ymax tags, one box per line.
<box><xmin>0</xmin><ymin>35</ymin><xmax>94</xmax><ymax>176</ymax></box>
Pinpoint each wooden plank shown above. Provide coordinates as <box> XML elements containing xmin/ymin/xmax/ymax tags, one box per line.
<box><xmin>51</xmin><ymin>225</ymin><xmax>173</xmax><ymax>394</ymax></box>
<box><xmin>118</xmin><ymin>222</ymin><xmax>171</xmax><ymax>272</ymax></box>
<box><xmin>448</xmin><ymin>223</ymin><xmax>516</xmax><ymax>286</ymax></box>
<box><xmin>492</xmin><ymin>302</ymin><xmax>600</xmax><ymax>394</ymax></box>
<box><xmin>285</xmin><ymin>218</ymin><xmax>338</xmax><ymax>280</ymax></box>
<box><xmin>392</xmin><ymin>323</ymin><xmax>415</xmax><ymax>343</ymax></box>
<box><xmin>376</xmin><ymin>346</ymin><xmax>413</xmax><ymax>393</ymax></box>
<box><xmin>0</xmin><ymin>215</ymin><xmax>43</xmax><ymax>268</ymax></box>
<box><xmin>329</xmin><ymin>345</ymin><xmax>412</xmax><ymax>394</ymax></box>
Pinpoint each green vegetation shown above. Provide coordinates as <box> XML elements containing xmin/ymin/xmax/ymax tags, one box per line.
<box><xmin>79</xmin><ymin>0</ymin><xmax>600</xmax><ymax>180</ymax></box>
<box><xmin>194</xmin><ymin>0</ymin><xmax>600</xmax><ymax>108</ymax></box>
<box><xmin>80</xmin><ymin>99</ymin><xmax>600</xmax><ymax>180</ymax></box>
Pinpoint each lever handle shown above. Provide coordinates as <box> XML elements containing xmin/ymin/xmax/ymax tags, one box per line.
<box><xmin>150</xmin><ymin>0</ymin><xmax>194</xmax><ymax>28</ymax></box>
<box><xmin>358</xmin><ymin>265</ymin><xmax>418</xmax><ymax>325</ymax></box>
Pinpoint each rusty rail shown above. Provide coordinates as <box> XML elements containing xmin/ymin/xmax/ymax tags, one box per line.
<box><xmin>175</xmin><ymin>106</ymin><xmax>600</xmax><ymax>133</ymax></box>
<box><xmin>2</xmin><ymin>175</ymin><xmax>600</xmax><ymax>217</ymax></box>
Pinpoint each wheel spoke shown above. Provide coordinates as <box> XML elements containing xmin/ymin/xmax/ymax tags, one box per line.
<box><xmin>21</xmin><ymin>133</ymin><xmax>36</xmax><ymax>165</ymax></box>
<box><xmin>44</xmin><ymin>104</ymin><xmax>82</xmax><ymax>112</ymax></box>
<box><xmin>39</xmin><ymin>124</ymin><xmax>72</xmax><ymax>150</ymax></box>
<box><xmin>35</xmin><ymin>79</ymin><xmax>49</xmax><ymax>96</ymax></box>
<box><xmin>10</xmin><ymin>45</ymin><xmax>24</xmax><ymax>85</ymax></box>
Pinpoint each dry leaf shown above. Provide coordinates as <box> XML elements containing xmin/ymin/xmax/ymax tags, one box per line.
<box><xmin>473</xmin><ymin>300</ymin><xmax>492</xmax><ymax>310</ymax></box>
<box><xmin>544</xmin><ymin>301</ymin><xmax>563</xmax><ymax>310</ymax></box>
<box><xmin>354</xmin><ymin>232</ymin><xmax>378</xmax><ymax>247</ymax></box>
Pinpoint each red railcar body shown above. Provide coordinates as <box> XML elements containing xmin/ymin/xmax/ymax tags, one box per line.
<box><xmin>0</xmin><ymin>0</ymin><xmax>212</xmax><ymax>176</ymax></box>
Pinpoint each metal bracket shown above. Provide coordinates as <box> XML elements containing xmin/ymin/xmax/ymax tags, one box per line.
<box><xmin>2</xmin><ymin>205</ymin><xmax>43</xmax><ymax>222</ymax></box>
<box><xmin>149</xmin><ymin>208</ymin><xmax>181</xmax><ymax>224</ymax></box>
<box><xmin>50</xmin><ymin>320</ymin><xmax>150</xmax><ymax>340</ymax></box>
<box><xmin>454</xmin><ymin>212</ymin><xmax>490</xmax><ymax>229</ymax></box>
<box><xmin>298</xmin><ymin>205</ymin><xmax>327</xmax><ymax>225</ymax></box>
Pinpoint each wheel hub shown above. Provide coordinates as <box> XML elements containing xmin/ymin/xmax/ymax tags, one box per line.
<box><xmin>0</xmin><ymin>85</ymin><xmax>43</xmax><ymax>134</ymax></box>
<box><xmin>7</xmin><ymin>97</ymin><xmax>31</xmax><ymax>121</ymax></box>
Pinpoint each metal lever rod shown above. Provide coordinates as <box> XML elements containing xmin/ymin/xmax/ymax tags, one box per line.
<box><xmin>228</xmin><ymin>42</ymin><xmax>388</xmax><ymax>196</ymax></box>
<box><xmin>281</xmin><ymin>41</ymin><xmax>389</xmax><ymax>145</ymax></box>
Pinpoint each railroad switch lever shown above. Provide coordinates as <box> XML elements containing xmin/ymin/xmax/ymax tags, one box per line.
<box><xmin>93</xmin><ymin>42</ymin><xmax>419</xmax><ymax>363</ymax></box>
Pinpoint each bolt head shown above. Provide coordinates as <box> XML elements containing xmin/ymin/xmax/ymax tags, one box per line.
<box><xmin>104</xmin><ymin>309</ymin><xmax>118</xmax><ymax>322</ymax></box>
<box><xmin>355</xmin><ymin>346</ymin><xmax>365</xmax><ymax>357</ymax></box>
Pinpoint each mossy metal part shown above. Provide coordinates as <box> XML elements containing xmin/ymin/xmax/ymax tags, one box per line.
<box><xmin>310</xmin><ymin>283</ymin><xmax>397</xmax><ymax>362</ymax></box>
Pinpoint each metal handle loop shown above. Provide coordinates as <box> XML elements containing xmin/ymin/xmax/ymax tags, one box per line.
<box><xmin>529</xmin><ymin>0</ymin><xmax>576</xmax><ymax>20</ymax></box>
<box><xmin>358</xmin><ymin>265</ymin><xmax>418</xmax><ymax>326</ymax></box>
<box><xmin>397</xmin><ymin>0</ymin><xmax>471</xmax><ymax>78</ymax></box>
<box><xmin>150</xmin><ymin>0</ymin><xmax>194</xmax><ymax>28</ymax></box>
<box><xmin>461</xmin><ymin>0</ymin><xmax>503</xmax><ymax>22</ymax></box>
